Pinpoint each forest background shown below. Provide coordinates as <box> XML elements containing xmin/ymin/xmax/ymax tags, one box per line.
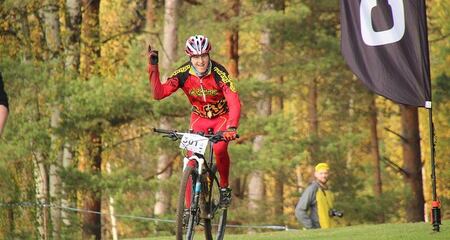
<box><xmin>0</xmin><ymin>0</ymin><xmax>449</xmax><ymax>239</ymax></box>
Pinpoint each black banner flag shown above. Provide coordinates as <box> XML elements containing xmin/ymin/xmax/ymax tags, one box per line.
<box><xmin>340</xmin><ymin>0</ymin><xmax>431</xmax><ymax>107</ymax></box>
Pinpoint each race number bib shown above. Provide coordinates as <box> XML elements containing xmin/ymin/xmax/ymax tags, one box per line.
<box><xmin>179</xmin><ymin>133</ymin><xmax>209</xmax><ymax>154</ymax></box>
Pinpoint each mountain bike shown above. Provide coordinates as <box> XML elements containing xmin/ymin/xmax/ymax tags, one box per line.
<box><xmin>154</xmin><ymin>128</ymin><xmax>234</xmax><ymax>240</ymax></box>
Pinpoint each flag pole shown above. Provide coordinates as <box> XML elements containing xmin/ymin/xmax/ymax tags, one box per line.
<box><xmin>423</xmin><ymin>0</ymin><xmax>440</xmax><ymax>232</ymax></box>
<box><xmin>427</xmin><ymin>105</ymin><xmax>440</xmax><ymax>232</ymax></box>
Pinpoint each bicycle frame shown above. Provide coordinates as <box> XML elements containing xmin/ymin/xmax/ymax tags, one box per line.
<box><xmin>184</xmin><ymin>136</ymin><xmax>217</xmax><ymax>238</ymax></box>
<box><xmin>183</xmin><ymin>137</ymin><xmax>216</xmax><ymax>208</ymax></box>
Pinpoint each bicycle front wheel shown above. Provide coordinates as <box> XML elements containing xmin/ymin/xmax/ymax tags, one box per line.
<box><xmin>176</xmin><ymin>165</ymin><xmax>199</xmax><ymax>240</ymax></box>
<box><xmin>204</xmin><ymin>174</ymin><xmax>228</xmax><ymax>240</ymax></box>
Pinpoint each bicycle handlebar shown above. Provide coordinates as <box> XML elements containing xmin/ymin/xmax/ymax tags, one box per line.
<box><xmin>153</xmin><ymin>128</ymin><xmax>239</xmax><ymax>143</ymax></box>
<box><xmin>153</xmin><ymin>128</ymin><xmax>177</xmax><ymax>135</ymax></box>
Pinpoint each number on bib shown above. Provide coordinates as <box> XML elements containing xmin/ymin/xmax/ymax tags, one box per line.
<box><xmin>179</xmin><ymin>133</ymin><xmax>209</xmax><ymax>154</ymax></box>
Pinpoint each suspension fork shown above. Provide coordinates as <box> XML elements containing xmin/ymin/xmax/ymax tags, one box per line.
<box><xmin>183</xmin><ymin>154</ymin><xmax>205</xmax><ymax>219</ymax></box>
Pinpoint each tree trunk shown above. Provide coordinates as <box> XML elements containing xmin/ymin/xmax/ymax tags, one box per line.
<box><xmin>81</xmin><ymin>0</ymin><xmax>101</xmax><ymax>78</ymax></box>
<box><xmin>225</xmin><ymin>30</ymin><xmax>239</xmax><ymax>77</ymax></box>
<box><xmin>40</xmin><ymin>1</ymin><xmax>63</xmax><ymax>238</ymax></box>
<box><xmin>49</xmin><ymin>110</ymin><xmax>63</xmax><ymax>240</ymax></box>
<box><xmin>81</xmin><ymin>1</ymin><xmax>102</xmax><ymax>238</ymax></box>
<box><xmin>225</xmin><ymin>0</ymin><xmax>240</xmax><ymax>78</ymax></box>
<box><xmin>304</xmin><ymin>1</ymin><xmax>320</xmax><ymax>166</ymax></box>
<box><xmin>369</xmin><ymin>96</ymin><xmax>384</xmax><ymax>223</ymax></box>
<box><xmin>248</xmin><ymin>169</ymin><xmax>265</xmax><ymax>211</ymax></box>
<box><xmin>64</xmin><ymin>0</ymin><xmax>82</xmax><ymax>73</ymax></box>
<box><xmin>248</xmin><ymin>28</ymin><xmax>271</xmax><ymax>214</ymax></box>
<box><xmin>40</xmin><ymin>1</ymin><xmax>62</xmax><ymax>58</ymax></box>
<box><xmin>160</xmin><ymin>0</ymin><xmax>179</xmax><ymax>70</ymax></box>
<box><xmin>272</xmin><ymin>1</ymin><xmax>285</xmax><ymax>216</ymax></box>
<box><xmin>153</xmin><ymin>120</ymin><xmax>173</xmax><ymax>216</ymax></box>
<box><xmin>33</xmin><ymin>151</ymin><xmax>49</xmax><ymax>240</ymax></box>
<box><xmin>106</xmin><ymin>162</ymin><xmax>118</xmax><ymax>240</ymax></box>
<box><xmin>34</xmin><ymin>11</ymin><xmax>49</xmax><ymax>61</ymax></box>
<box><xmin>144</xmin><ymin>0</ymin><xmax>157</xmax><ymax>51</ymax></box>
<box><xmin>223</xmin><ymin>0</ymin><xmax>241</xmax><ymax>198</ymax></box>
<box><xmin>81</xmin><ymin>134</ymin><xmax>102</xmax><ymax>240</ymax></box>
<box><xmin>19</xmin><ymin>10</ymin><xmax>32</xmax><ymax>60</ymax></box>
<box><xmin>273</xmin><ymin>77</ymin><xmax>284</xmax><ymax>112</ymax></box>
<box><xmin>274</xmin><ymin>174</ymin><xmax>284</xmax><ymax>216</ymax></box>
<box><xmin>248</xmin><ymin>135</ymin><xmax>266</xmax><ymax>214</ymax></box>
<box><xmin>61</xmin><ymin>144</ymin><xmax>74</xmax><ymax>226</ymax></box>
<box><xmin>108</xmin><ymin>197</ymin><xmax>118</xmax><ymax>240</ymax></box>
<box><xmin>400</xmin><ymin>105</ymin><xmax>425</xmax><ymax>222</ymax></box>
<box><xmin>307</xmin><ymin>77</ymin><xmax>319</xmax><ymax>164</ymax></box>
<box><xmin>273</xmin><ymin>106</ymin><xmax>284</xmax><ymax>214</ymax></box>
<box><xmin>62</xmin><ymin>0</ymin><xmax>82</xmax><ymax>227</ymax></box>
<box><xmin>154</xmin><ymin>0</ymin><xmax>179</xmax><ymax>216</ymax></box>
<box><xmin>26</xmin><ymin>12</ymin><xmax>49</xmax><ymax>239</ymax></box>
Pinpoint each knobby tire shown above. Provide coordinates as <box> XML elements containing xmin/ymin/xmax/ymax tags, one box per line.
<box><xmin>176</xmin><ymin>166</ymin><xmax>197</xmax><ymax>240</ymax></box>
<box><xmin>203</xmin><ymin>171</ymin><xmax>228</xmax><ymax>240</ymax></box>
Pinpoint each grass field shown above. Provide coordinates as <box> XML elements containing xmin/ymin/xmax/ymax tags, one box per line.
<box><xmin>140</xmin><ymin>220</ymin><xmax>449</xmax><ymax>240</ymax></box>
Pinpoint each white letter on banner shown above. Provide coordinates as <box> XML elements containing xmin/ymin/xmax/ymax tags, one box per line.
<box><xmin>360</xmin><ymin>0</ymin><xmax>405</xmax><ymax>46</ymax></box>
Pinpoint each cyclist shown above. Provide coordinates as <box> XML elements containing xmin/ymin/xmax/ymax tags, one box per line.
<box><xmin>147</xmin><ymin>35</ymin><xmax>241</xmax><ymax>207</ymax></box>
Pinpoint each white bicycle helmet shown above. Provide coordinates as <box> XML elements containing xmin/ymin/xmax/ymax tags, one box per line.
<box><xmin>185</xmin><ymin>35</ymin><xmax>212</xmax><ymax>57</ymax></box>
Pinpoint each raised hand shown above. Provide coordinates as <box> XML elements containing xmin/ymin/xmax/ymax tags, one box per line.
<box><xmin>148</xmin><ymin>45</ymin><xmax>159</xmax><ymax>65</ymax></box>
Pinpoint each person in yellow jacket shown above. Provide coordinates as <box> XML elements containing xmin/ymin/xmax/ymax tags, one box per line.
<box><xmin>295</xmin><ymin>163</ymin><xmax>342</xmax><ymax>229</ymax></box>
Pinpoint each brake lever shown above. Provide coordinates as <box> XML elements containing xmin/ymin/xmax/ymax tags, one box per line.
<box><xmin>162</xmin><ymin>133</ymin><xmax>179</xmax><ymax>141</ymax></box>
<box><xmin>209</xmin><ymin>135</ymin><xmax>223</xmax><ymax>144</ymax></box>
<box><xmin>170</xmin><ymin>133</ymin><xmax>180</xmax><ymax>141</ymax></box>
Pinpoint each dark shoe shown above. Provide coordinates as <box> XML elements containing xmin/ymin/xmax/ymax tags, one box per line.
<box><xmin>219</xmin><ymin>187</ymin><xmax>232</xmax><ymax>208</ymax></box>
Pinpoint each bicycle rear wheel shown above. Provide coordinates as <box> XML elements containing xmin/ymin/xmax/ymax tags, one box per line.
<box><xmin>176</xmin><ymin>165</ymin><xmax>199</xmax><ymax>240</ymax></box>
<box><xmin>204</xmin><ymin>173</ymin><xmax>228</xmax><ymax>240</ymax></box>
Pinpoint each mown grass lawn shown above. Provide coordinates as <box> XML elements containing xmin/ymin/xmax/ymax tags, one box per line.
<box><xmin>138</xmin><ymin>220</ymin><xmax>449</xmax><ymax>240</ymax></box>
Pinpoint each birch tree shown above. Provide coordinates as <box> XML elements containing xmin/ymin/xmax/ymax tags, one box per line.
<box><xmin>15</xmin><ymin>4</ymin><xmax>50</xmax><ymax>239</ymax></box>
<box><xmin>62</xmin><ymin>0</ymin><xmax>82</xmax><ymax>227</ymax></box>
<box><xmin>154</xmin><ymin>0</ymin><xmax>180</xmax><ymax>216</ymax></box>
<box><xmin>64</xmin><ymin>0</ymin><xmax>82</xmax><ymax>73</ymax></box>
<box><xmin>248</xmin><ymin>8</ymin><xmax>272</xmax><ymax>214</ymax></box>
<box><xmin>40</xmin><ymin>0</ymin><xmax>64</xmax><ymax>238</ymax></box>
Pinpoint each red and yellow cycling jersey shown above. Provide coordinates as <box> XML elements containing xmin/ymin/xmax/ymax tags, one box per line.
<box><xmin>148</xmin><ymin>60</ymin><xmax>241</xmax><ymax>129</ymax></box>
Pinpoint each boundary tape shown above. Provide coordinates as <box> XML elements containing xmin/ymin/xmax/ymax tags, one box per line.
<box><xmin>1</xmin><ymin>202</ymin><xmax>296</xmax><ymax>231</ymax></box>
